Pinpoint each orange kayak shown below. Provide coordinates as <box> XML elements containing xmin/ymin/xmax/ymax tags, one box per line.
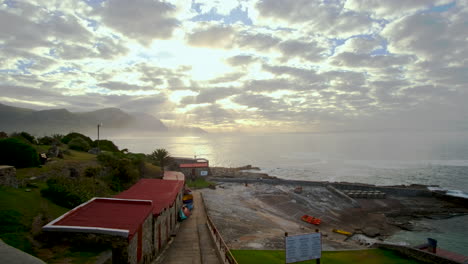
<box><xmin>301</xmin><ymin>215</ymin><xmax>321</xmax><ymax>225</ymax></box>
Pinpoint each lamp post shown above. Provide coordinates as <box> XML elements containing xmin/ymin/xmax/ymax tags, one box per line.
<box><xmin>97</xmin><ymin>123</ymin><xmax>102</xmax><ymax>153</ymax></box>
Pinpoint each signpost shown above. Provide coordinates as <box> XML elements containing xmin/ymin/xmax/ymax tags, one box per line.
<box><xmin>285</xmin><ymin>231</ymin><xmax>321</xmax><ymax>263</ymax></box>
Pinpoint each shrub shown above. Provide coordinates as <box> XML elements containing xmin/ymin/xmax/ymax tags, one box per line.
<box><xmin>0</xmin><ymin>131</ymin><xmax>8</xmax><ymax>139</ymax></box>
<box><xmin>62</xmin><ymin>132</ymin><xmax>93</xmax><ymax>146</ymax></box>
<box><xmin>94</xmin><ymin>139</ymin><xmax>119</xmax><ymax>152</ymax></box>
<box><xmin>97</xmin><ymin>152</ymin><xmax>140</xmax><ymax>191</ymax></box>
<box><xmin>41</xmin><ymin>176</ymin><xmax>95</xmax><ymax>208</ymax></box>
<box><xmin>0</xmin><ymin>138</ymin><xmax>40</xmax><ymax>168</ymax></box>
<box><xmin>84</xmin><ymin>166</ymin><xmax>101</xmax><ymax>178</ymax></box>
<box><xmin>68</xmin><ymin>137</ymin><xmax>91</xmax><ymax>152</ymax></box>
<box><xmin>38</xmin><ymin>136</ymin><xmax>54</xmax><ymax>145</ymax></box>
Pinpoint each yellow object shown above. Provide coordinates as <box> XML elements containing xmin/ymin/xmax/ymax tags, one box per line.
<box><xmin>183</xmin><ymin>194</ymin><xmax>193</xmax><ymax>201</ymax></box>
<box><xmin>333</xmin><ymin>229</ymin><xmax>352</xmax><ymax>236</ymax></box>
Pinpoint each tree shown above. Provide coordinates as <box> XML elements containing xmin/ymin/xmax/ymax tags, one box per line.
<box><xmin>149</xmin><ymin>148</ymin><xmax>172</xmax><ymax>176</ymax></box>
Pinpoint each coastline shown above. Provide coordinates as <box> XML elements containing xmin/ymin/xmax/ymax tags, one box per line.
<box><xmin>202</xmin><ymin>165</ymin><xmax>468</xmax><ymax>253</ymax></box>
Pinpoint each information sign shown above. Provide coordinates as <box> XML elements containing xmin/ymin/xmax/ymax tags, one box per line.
<box><xmin>285</xmin><ymin>232</ymin><xmax>321</xmax><ymax>263</ymax></box>
<box><xmin>200</xmin><ymin>170</ymin><xmax>208</xmax><ymax>176</ymax></box>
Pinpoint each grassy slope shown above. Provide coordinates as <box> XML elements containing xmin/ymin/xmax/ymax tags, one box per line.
<box><xmin>0</xmin><ymin>148</ymin><xmax>107</xmax><ymax>263</ymax></box>
<box><xmin>186</xmin><ymin>177</ymin><xmax>215</xmax><ymax>189</ymax></box>
<box><xmin>0</xmin><ymin>184</ymin><xmax>68</xmax><ymax>253</ymax></box>
<box><xmin>231</xmin><ymin>249</ymin><xmax>424</xmax><ymax>264</ymax></box>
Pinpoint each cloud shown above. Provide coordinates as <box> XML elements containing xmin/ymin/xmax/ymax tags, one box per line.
<box><xmin>236</xmin><ymin>32</ymin><xmax>280</xmax><ymax>51</ymax></box>
<box><xmin>181</xmin><ymin>87</ymin><xmax>239</xmax><ymax>104</ymax></box>
<box><xmin>344</xmin><ymin>0</ymin><xmax>453</xmax><ymax>19</ymax></box>
<box><xmin>226</xmin><ymin>55</ymin><xmax>259</xmax><ymax>66</ymax></box>
<box><xmin>330</xmin><ymin>52</ymin><xmax>414</xmax><ymax>68</ymax></box>
<box><xmin>98</xmin><ymin>81</ymin><xmax>154</xmax><ymax>91</ymax></box>
<box><xmin>186</xmin><ymin>24</ymin><xmax>235</xmax><ymax>48</ymax></box>
<box><xmin>277</xmin><ymin>39</ymin><xmax>327</xmax><ymax>62</ymax></box>
<box><xmin>382</xmin><ymin>11</ymin><xmax>468</xmax><ymax>63</ymax></box>
<box><xmin>186</xmin><ymin>104</ymin><xmax>236</xmax><ymax>125</ymax></box>
<box><xmin>255</xmin><ymin>0</ymin><xmax>379</xmax><ymax>38</ymax></box>
<box><xmin>95</xmin><ymin>0</ymin><xmax>179</xmax><ymax>45</ymax></box>
<box><xmin>334</xmin><ymin>37</ymin><xmax>383</xmax><ymax>54</ymax></box>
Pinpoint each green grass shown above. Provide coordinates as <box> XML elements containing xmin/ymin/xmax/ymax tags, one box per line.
<box><xmin>0</xmin><ymin>185</ymin><xmax>68</xmax><ymax>253</ymax></box>
<box><xmin>231</xmin><ymin>249</ymin><xmax>424</xmax><ymax>264</ymax></box>
<box><xmin>187</xmin><ymin>177</ymin><xmax>215</xmax><ymax>189</ymax></box>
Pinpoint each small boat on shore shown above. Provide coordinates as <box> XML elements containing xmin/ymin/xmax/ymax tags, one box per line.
<box><xmin>301</xmin><ymin>215</ymin><xmax>321</xmax><ymax>225</ymax></box>
<box><xmin>332</xmin><ymin>229</ymin><xmax>352</xmax><ymax>236</ymax></box>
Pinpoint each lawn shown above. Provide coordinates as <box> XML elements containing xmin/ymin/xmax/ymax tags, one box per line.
<box><xmin>0</xmin><ymin>184</ymin><xmax>111</xmax><ymax>263</ymax></box>
<box><xmin>187</xmin><ymin>177</ymin><xmax>215</xmax><ymax>189</ymax></box>
<box><xmin>0</xmin><ymin>184</ymin><xmax>68</xmax><ymax>253</ymax></box>
<box><xmin>231</xmin><ymin>249</ymin><xmax>423</xmax><ymax>264</ymax></box>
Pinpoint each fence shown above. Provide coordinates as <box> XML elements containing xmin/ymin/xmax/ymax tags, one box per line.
<box><xmin>200</xmin><ymin>193</ymin><xmax>239</xmax><ymax>264</ymax></box>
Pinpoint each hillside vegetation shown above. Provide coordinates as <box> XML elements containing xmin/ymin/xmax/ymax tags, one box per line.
<box><xmin>0</xmin><ymin>131</ymin><xmax>165</xmax><ymax>263</ymax></box>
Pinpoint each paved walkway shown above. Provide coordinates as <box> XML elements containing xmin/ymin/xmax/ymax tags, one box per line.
<box><xmin>154</xmin><ymin>191</ymin><xmax>221</xmax><ymax>264</ymax></box>
<box><xmin>0</xmin><ymin>239</ymin><xmax>46</xmax><ymax>264</ymax></box>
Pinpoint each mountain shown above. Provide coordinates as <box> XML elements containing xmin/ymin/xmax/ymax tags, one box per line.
<box><xmin>0</xmin><ymin>103</ymin><xmax>169</xmax><ymax>135</ymax></box>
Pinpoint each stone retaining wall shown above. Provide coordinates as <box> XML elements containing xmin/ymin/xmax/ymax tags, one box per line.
<box><xmin>0</xmin><ymin>165</ymin><xmax>17</xmax><ymax>187</ymax></box>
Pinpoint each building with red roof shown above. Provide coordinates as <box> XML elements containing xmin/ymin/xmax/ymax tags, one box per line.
<box><xmin>43</xmin><ymin>198</ymin><xmax>153</xmax><ymax>264</ymax></box>
<box><xmin>172</xmin><ymin>157</ymin><xmax>210</xmax><ymax>179</ymax></box>
<box><xmin>43</xmin><ymin>173</ymin><xmax>186</xmax><ymax>264</ymax></box>
<box><xmin>115</xmin><ymin>178</ymin><xmax>184</xmax><ymax>254</ymax></box>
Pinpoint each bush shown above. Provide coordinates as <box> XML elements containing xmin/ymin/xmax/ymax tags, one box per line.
<box><xmin>41</xmin><ymin>177</ymin><xmax>95</xmax><ymax>208</ymax></box>
<box><xmin>94</xmin><ymin>139</ymin><xmax>119</xmax><ymax>152</ymax></box>
<box><xmin>0</xmin><ymin>131</ymin><xmax>8</xmax><ymax>139</ymax></box>
<box><xmin>97</xmin><ymin>152</ymin><xmax>140</xmax><ymax>191</ymax></box>
<box><xmin>0</xmin><ymin>138</ymin><xmax>40</xmax><ymax>168</ymax></box>
<box><xmin>68</xmin><ymin>137</ymin><xmax>91</xmax><ymax>152</ymax></box>
<box><xmin>38</xmin><ymin>136</ymin><xmax>54</xmax><ymax>145</ymax></box>
<box><xmin>62</xmin><ymin>132</ymin><xmax>93</xmax><ymax>146</ymax></box>
<box><xmin>84</xmin><ymin>166</ymin><xmax>101</xmax><ymax>178</ymax></box>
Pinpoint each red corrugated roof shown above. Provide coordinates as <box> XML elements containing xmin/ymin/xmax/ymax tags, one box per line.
<box><xmin>115</xmin><ymin>178</ymin><xmax>184</xmax><ymax>216</ymax></box>
<box><xmin>179</xmin><ymin>162</ymin><xmax>208</xmax><ymax>168</ymax></box>
<box><xmin>46</xmin><ymin>198</ymin><xmax>153</xmax><ymax>239</ymax></box>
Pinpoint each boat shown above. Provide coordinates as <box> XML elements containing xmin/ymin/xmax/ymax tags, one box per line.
<box><xmin>332</xmin><ymin>229</ymin><xmax>352</xmax><ymax>236</ymax></box>
<box><xmin>301</xmin><ymin>215</ymin><xmax>321</xmax><ymax>225</ymax></box>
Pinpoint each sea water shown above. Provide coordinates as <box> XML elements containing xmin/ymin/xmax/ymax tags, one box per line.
<box><xmin>109</xmin><ymin>131</ymin><xmax>468</xmax><ymax>194</ymax></box>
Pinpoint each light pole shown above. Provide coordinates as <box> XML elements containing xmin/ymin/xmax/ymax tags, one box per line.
<box><xmin>97</xmin><ymin>123</ymin><xmax>102</xmax><ymax>153</ymax></box>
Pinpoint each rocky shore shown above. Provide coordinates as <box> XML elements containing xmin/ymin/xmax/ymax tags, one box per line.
<box><xmin>202</xmin><ymin>165</ymin><xmax>468</xmax><ymax>251</ymax></box>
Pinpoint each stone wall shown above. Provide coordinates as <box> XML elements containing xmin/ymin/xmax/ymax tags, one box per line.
<box><xmin>0</xmin><ymin>165</ymin><xmax>17</xmax><ymax>187</ymax></box>
<box><xmin>142</xmin><ymin>215</ymin><xmax>153</xmax><ymax>264</ymax></box>
<box><xmin>127</xmin><ymin>232</ymin><xmax>138</xmax><ymax>264</ymax></box>
<box><xmin>375</xmin><ymin>243</ymin><xmax>462</xmax><ymax>264</ymax></box>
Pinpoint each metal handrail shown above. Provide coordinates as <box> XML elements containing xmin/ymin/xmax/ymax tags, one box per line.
<box><xmin>200</xmin><ymin>193</ymin><xmax>239</xmax><ymax>264</ymax></box>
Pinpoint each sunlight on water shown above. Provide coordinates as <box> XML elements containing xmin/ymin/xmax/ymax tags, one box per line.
<box><xmin>109</xmin><ymin>132</ymin><xmax>468</xmax><ymax>192</ymax></box>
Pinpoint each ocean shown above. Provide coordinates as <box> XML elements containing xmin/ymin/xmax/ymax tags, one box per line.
<box><xmin>108</xmin><ymin>131</ymin><xmax>468</xmax><ymax>255</ymax></box>
<box><xmin>109</xmin><ymin>131</ymin><xmax>468</xmax><ymax>194</ymax></box>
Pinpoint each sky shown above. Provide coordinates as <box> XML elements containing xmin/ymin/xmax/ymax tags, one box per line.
<box><xmin>0</xmin><ymin>0</ymin><xmax>467</xmax><ymax>133</ymax></box>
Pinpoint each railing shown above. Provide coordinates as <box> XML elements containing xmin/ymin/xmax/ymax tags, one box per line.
<box><xmin>200</xmin><ymin>193</ymin><xmax>239</xmax><ymax>264</ymax></box>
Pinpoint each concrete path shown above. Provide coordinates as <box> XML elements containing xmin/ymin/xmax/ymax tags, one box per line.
<box><xmin>154</xmin><ymin>191</ymin><xmax>221</xmax><ymax>264</ymax></box>
<box><xmin>0</xmin><ymin>239</ymin><xmax>46</xmax><ymax>264</ymax></box>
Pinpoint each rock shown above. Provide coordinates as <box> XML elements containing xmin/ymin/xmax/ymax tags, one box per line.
<box><xmin>363</xmin><ymin>227</ymin><xmax>380</xmax><ymax>237</ymax></box>
<box><xmin>47</xmin><ymin>145</ymin><xmax>64</xmax><ymax>159</ymax></box>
